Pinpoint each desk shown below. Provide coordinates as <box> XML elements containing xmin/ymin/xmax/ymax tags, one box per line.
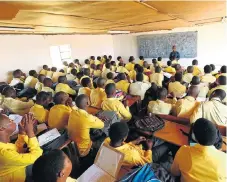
<box><xmin>127</xmin><ymin>96</ymin><xmax>141</xmax><ymax>107</ymax></box>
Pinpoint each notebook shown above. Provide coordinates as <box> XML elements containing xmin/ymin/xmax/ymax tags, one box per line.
<box><xmin>78</xmin><ymin>143</ymin><xmax>124</xmax><ymax>182</ymax></box>
<box><xmin>38</xmin><ymin>128</ymin><xmax>60</xmax><ymax>146</ymax></box>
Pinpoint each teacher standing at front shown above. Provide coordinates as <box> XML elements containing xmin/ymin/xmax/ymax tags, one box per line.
<box><xmin>169</xmin><ymin>45</ymin><xmax>180</xmax><ymax>61</ymax></box>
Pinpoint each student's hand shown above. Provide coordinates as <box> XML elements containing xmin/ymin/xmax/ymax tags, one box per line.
<box><xmin>146</xmin><ymin>139</ymin><xmax>153</xmax><ymax>150</ymax></box>
<box><xmin>170</xmin><ymin>92</ymin><xmax>176</xmax><ymax>98</ymax></box>
<box><xmin>132</xmin><ymin>136</ymin><xmax>146</xmax><ymax>145</ymax></box>
<box><xmin>66</xmin><ymin>97</ymin><xmax>73</xmax><ymax>107</ymax></box>
<box><xmin>18</xmin><ymin>120</ymin><xmax>26</xmax><ymax>135</ymax></box>
<box><xmin>123</xmin><ymin>99</ymin><xmax>129</xmax><ymax>107</ymax></box>
<box><xmin>23</xmin><ymin>113</ymin><xmax>35</xmax><ymax>138</ymax></box>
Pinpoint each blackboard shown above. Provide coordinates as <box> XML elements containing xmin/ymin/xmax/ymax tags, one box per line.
<box><xmin>137</xmin><ymin>31</ymin><xmax>197</xmax><ymax>58</ymax></box>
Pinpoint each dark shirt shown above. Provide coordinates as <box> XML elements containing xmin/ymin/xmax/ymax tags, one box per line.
<box><xmin>169</xmin><ymin>51</ymin><xmax>180</xmax><ymax>60</ymax></box>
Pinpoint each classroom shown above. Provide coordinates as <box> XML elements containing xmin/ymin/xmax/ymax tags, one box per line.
<box><xmin>0</xmin><ymin>1</ymin><xmax>226</xmax><ymax>182</ymax></box>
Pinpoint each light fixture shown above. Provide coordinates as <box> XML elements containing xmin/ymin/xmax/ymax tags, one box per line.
<box><xmin>0</xmin><ymin>26</ymin><xmax>34</xmax><ymax>32</ymax></box>
<box><xmin>108</xmin><ymin>30</ymin><xmax>130</xmax><ymax>34</ymax></box>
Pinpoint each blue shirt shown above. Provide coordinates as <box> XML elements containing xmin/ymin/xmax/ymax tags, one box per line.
<box><xmin>169</xmin><ymin>51</ymin><xmax>180</xmax><ymax>60</ymax></box>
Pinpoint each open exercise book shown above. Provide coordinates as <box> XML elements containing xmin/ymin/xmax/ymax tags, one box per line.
<box><xmin>78</xmin><ymin>143</ymin><xmax>124</xmax><ymax>182</ymax></box>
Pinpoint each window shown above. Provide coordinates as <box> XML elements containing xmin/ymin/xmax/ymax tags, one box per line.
<box><xmin>50</xmin><ymin>44</ymin><xmax>72</xmax><ymax>68</ymax></box>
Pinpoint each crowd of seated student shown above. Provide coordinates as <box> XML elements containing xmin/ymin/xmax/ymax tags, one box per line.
<box><xmin>0</xmin><ymin>55</ymin><xmax>226</xmax><ymax>182</ymax></box>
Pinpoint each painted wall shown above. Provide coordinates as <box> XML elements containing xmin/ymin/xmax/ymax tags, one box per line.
<box><xmin>113</xmin><ymin>22</ymin><xmax>227</xmax><ymax>69</ymax></box>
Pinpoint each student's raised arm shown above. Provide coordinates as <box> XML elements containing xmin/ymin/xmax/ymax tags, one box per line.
<box><xmin>118</xmin><ymin>101</ymin><xmax>132</xmax><ymax>120</ymax></box>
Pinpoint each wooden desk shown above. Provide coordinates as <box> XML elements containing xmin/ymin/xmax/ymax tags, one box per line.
<box><xmin>127</xmin><ymin>96</ymin><xmax>141</xmax><ymax>107</ymax></box>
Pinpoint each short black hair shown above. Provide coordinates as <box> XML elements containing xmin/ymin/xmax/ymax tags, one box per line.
<box><xmin>83</xmin><ymin>68</ymin><xmax>90</xmax><ymax>76</ymax></box>
<box><xmin>139</xmin><ymin>56</ymin><xmax>144</xmax><ymax>60</ymax></box>
<box><xmin>58</xmin><ymin>76</ymin><xmax>67</xmax><ymax>83</ymax></box>
<box><xmin>109</xmin><ymin>122</ymin><xmax>129</xmax><ymax>144</ymax></box>
<box><xmin>32</xmin><ymin>149</ymin><xmax>66</xmax><ymax>182</ymax></box>
<box><xmin>157</xmin><ymin>57</ymin><xmax>162</xmax><ymax>61</ymax></box>
<box><xmin>110</xmin><ymin>61</ymin><xmax>116</xmax><ymax>66</ymax></box>
<box><xmin>105</xmin><ymin>63</ymin><xmax>111</xmax><ymax>69</ymax></box>
<box><xmin>191</xmin><ymin>76</ymin><xmax>200</xmax><ymax>85</ymax></box>
<box><xmin>118</xmin><ymin>73</ymin><xmax>126</xmax><ymax>80</ymax></box>
<box><xmin>210</xmin><ymin>89</ymin><xmax>226</xmax><ymax>101</ymax></box>
<box><xmin>36</xmin><ymin>91</ymin><xmax>52</xmax><ymax>103</ymax></box>
<box><xmin>71</xmin><ymin>68</ymin><xmax>77</xmax><ymax>76</ymax></box>
<box><xmin>155</xmin><ymin>66</ymin><xmax>161</xmax><ymax>73</ymax></box>
<box><xmin>84</xmin><ymin>59</ymin><xmax>90</xmax><ymax>64</ymax></box>
<box><xmin>74</xmin><ymin>59</ymin><xmax>79</xmax><ymax>64</ymax></box>
<box><xmin>97</xmin><ymin>78</ymin><xmax>106</xmax><ymax>87</ymax></box>
<box><xmin>76</xmin><ymin>72</ymin><xmax>84</xmax><ymax>79</ymax></box>
<box><xmin>136</xmin><ymin>73</ymin><xmax>143</xmax><ymax>82</ymax></box>
<box><xmin>53</xmin><ymin>91</ymin><xmax>68</xmax><ymax>104</ymax></box>
<box><xmin>2</xmin><ymin>86</ymin><xmax>16</xmax><ymax>98</ymax></box>
<box><xmin>134</xmin><ymin>64</ymin><xmax>140</xmax><ymax>71</ymax></box>
<box><xmin>75</xmin><ymin>94</ymin><xmax>88</xmax><ymax>109</ymax></box>
<box><xmin>117</xmin><ymin>56</ymin><xmax>122</xmax><ymax>61</ymax></box>
<box><xmin>43</xmin><ymin>65</ymin><xmax>48</xmax><ymax>69</ymax></box>
<box><xmin>96</xmin><ymin>64</ymin><xmax>101</xmax><ymax>70</ymax></box>
<box><xmin>107</xmin><ymin>72</ymin><xmax>114</xmax><ymax>79</ymax></box>
<box><xmin>220</xmin><ymin>65</ymin><xmax>227</xmax><ymax>73</ymax></box>
<box><xmin>175</xmin><ymin>72</ymin><xmax>183</xmax><ymax>82</ymax></box>
<box><xmin>152</xmin><ymin>59</ymin><xmax>157</xmax><ymax>64</ymax></box>
<box><xmin>204</xmin><ymin>65</ymin><xmax>212</xmax><ymax>74</ymax></box>
<box><xmin>59</xmin><ymin>69</ymin><xmax>65</xmax><ymax>73</ymax></box>
<box><xmin>38</xmin><ymin>74</ymin><xmax>46</xmax><ymax>82</ymax></box>
<box><xmin>157</xmin><ymin>87</ymin><xmax>167</xmax><ymax>100</ymax></box>
<box><xmin>81</xmin><ymin>77</ymin><xmax>91</xmax><ymax>87</ymax></box>
<box><xmin>43</xmin><ymin>78</ymin><xmax>53</xmax><ymax>87</ymax></box>
<box><xmin>167</xmin><ymin>61</ymin><xmax>172</xmax><ymax>66</ymax></box>
<box><xmin>187</xmin><ymin>66</ymin><xmax>194</xmax><ymax>73</ymax></box>
<box><xmin>51</xmin><ymin>67</ymin><xmax>57</xmax><ymax>72</ymax></box>
<box><xmin>193</xmin><ymin>118</ymin><xmax>217</xmax><ymax>146</ymax></box>
<box><xmin>29</xmin><ymin>70</ymin><xmax>37</xmax><ymax>77</ymax></box>
<box><xmin>210</xmin><ymin>64</ymin><xmax>215</xmax><ymax>71</ymax></box>
<box><xmin>192</xmin><ymin>59</ymin><xmax>198</xmax><ymax>65</ymax></box>
<box><xmin>108</xmin><ymin>55</ymin><xmax>112</xmax><ymax>59</ymax></box>
<box><xmin>90</xmin><ymin>56</ymin><xmax>95</xmax><ymax>60</ymax></box>
<box><xmin>129</xmin><ymin>56</ymin><xmax>134</xmax><ymax>62</ymax></box>
<box><xmin>105</xmin><ymin>83</ymin><xmax>116</xmax><ymax>96</ymax></box>
<box><xmin>218</xmin><ymin>76</ymin><xmax>226</xmax><ymax>85</ymax></box>
<box><xmin>13</xmin><ymin>69</ymin><xmax>22</xmax><ymax>78</ymax></box>
<box><xmin>137</xmin><ymin>66</ymin><xmax>144</xmax><ymax>73</ymax></box>
<box><xmin>97</xmin><ymin>56</ymin><xmax>101</xmax><ymax>60</ymax></box>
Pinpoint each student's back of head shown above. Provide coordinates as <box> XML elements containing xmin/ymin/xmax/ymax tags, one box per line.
<box><xmin>105</xmin><ymin>83</ymin><xmax>116</xmax><ymax>97</ymax></box>
<box><xmin>53</xmin><ymin>91</ymin><xmax>68</xmax><ymax>105</ymax></box>
<box><xmin>29</xmin><ymin>70</ymin><xmax>37</xmax><ymax>78</ymax></box>
<box><xmin>193</xmin><ymin>118</ymin><xmax>217</xmax><ymax>146</ymax></box>
<box><xmin>105</xmin><ymin>59</ymin><xmax>110</xmax><ymax>64</ymax></box>
<box><xmin>76</xmin><ymin>72</ymin><xmax>84</xmax><ymax>80</ymax></box>
<box><xmin>118</xmin><ymin>73</ymin><xmax>126</xmax><ymax>81</ymax></box>
<box><xmin>143</xmin><ymin>61</ymin><xmax>148</xmax><ymax>68</ymax></box>
<box><xmin>110</xmin><ymin>61</ymin><xmax>116</xmax><ymax>66</ymax></box>
<box><xmin>218</xmin><ymin>75</ymin><xmax>226</xmax><ymax>85</ymax></box>
<box><xmin>71</xmin><ymin>68</ymin><xmax>77</xmax><ymax>76</ymax></box>
<box><xmin>129</xmin><ymin>56</ymin><xmax>134</xmax><ymax>62</ymax></box>
<box><xmin>75</xmin><ymin>94</ymin><xmax>88</xmax><ymax>110</ymax></box>
<box><xmin>97</xmin><ymin>78</ymin><xmax>106</xmax><ymax>88</ymax></box>
<box><xmin>175</xmin><ymin>72</ymin><xmax>183</xmax><ymax>82</ymax></box>
<box><xmin>117</xmin><ymin>56</ymin><xmax>122</xmax><ymax>61</ymax></box>
<box><xmin>134</xmin><ymin>64</ymin><xmax>140</xmax><ymax>71</ymax></box>
<box><xmin>97</xmin><ymin>56</ymin><xmax>101</xmax><ymax>61</ymax></box>
<box><xmin>81</xmin><ymin>77</ymin><xmax>91</xmax><ymax>87</ymax></box>
<box><xmin>157</xmin><ymin>57</ymin><xmax>162</xmax><ymax>62</ymax></box>
<box><xmin>191</xmin><ymin>76</ymin><xmax>200</xmax><ymax>85</ymax></box>
<box><xmin>152</xmin><ymin>59</ymin><xmax>157</xmax><ymax>64</ymax></box>
<box><xmin>105</xmin><ymin>63</ymin><xmax>111</xmax><ymax>69</ymax></box>
<box><xmin>96</xmin><ymin>64</ymin><xmax>101</xmax><ymax>70</ymax></box>
<box><xmin>210</xmin><ymin>89</ymin><xmax>226</xmax><ymax>101</ymax></box>
<box><xmin>187</xmin><ymin>66</ymin><xmax>194</xmax><ymax>73</ymax></box>
<box><xmin>38</xmin><ymin>74</ymin><xmax>46</xmax><ymax>83</ymax></box>
<box><xmin>167</xmin><ymin>61</ymin><xmax>172</xmax><ymax>66</ymax></box>
<box><xmin>157</xmin><ymin>87</ymin><xmax>167</xmax><ymax>100</ymax></box>
<box><xmin>118</xmin><ymin>62</ymin><xmax>124</xmax><ymax>67</ymax></box>
<box><xmin>210</xmin><ymin>64</ymin><xmax>215</xmax><ymax>71</ymax></box>
<box><xmin>84</xmin><ymin>59</ymin><xmax>90</xmax><ymax>65</ymax></box>
<box><xmin>36</xmin><ymin>91</ymin><xmax>52</xmax><ymax>107</ymax></box>
<box><xmin>204</xmin><ymin>65</ymin><xmax>212</xmax><ymax>74</ymax></box>
<box><xmin>155</xmin><ymin>66</ymin><xmax>161</xmax><ymax>73</ymax></box>
<box><xmin>13</xmin><ymin>69</ymin><xmax>22</xmax><ymax>78</ymax></box>
<box><xmin>43</xmin><ymin>78</ymin><xmax>53</xmax><ymax>87</ymax></box>
<box><xmin>220</xmin><ymin>65</ymin><xmax>227</xmax><ymax>73</ymax></box>
<box><xmin>59</xmin><ymin>69</ymin><xmax>65</xmax><ymax>73</ymax></box>
<box><xmin>107</xmin><ymin>72</ymin><xmax>114</xmax><ymax>80</ymax></box>
<box><xmin>51</xmin><ymin>67</ymin><xmax>57</xmax><ymax>72</ymax></box>
<box><xmin>136</xmin><ymin>73</ymin><xmax>143</xmax><ymax>82</ymax></box>
<box><xmin>90</xmin><ymin>63</ymin><xmax>96</xmax><ymax>70</ymax></box>
<box><xmin>187</xmin><ymin>86</ymin><xmax>199</xmax><ymax>98</ymax></box>
<box><xmin>192</xmin><ymin>59</ymin><xmax>198</xmax><ymax>65</ymax></box>
<box><xmin>2</xmin><ymin>86</ymin><xmax>16</xmax><ymax>98</ymax></box>
<box><xmin>32</xmin><ymin>149</ymin><xmax>72</xmax><ymax>182</ymax></box>
<box><xmin>137</xmin><ymin>66</ymin><xmax>144</xmax><ymax>73</ymax></box>
<box><xmin>74</xmin><ymin>59</ymin><xmax>79</xmax><ymax>64</ymax></box>
<box><xmin>43</xmin><ymin>65</ymin><xmax>48</xmax><ymax>70</ymax></box>
<box><xmin>83</xmin><ymin>68</ymin><xmax>90</xmax><ymax>76</ymax></box>
<box><xmin>58</xmin><ymin>76</ymin><xmax>67</xmax><ymax>84</ymax></box>
<box><xmin>90</xmin><ymin>56</ymin><xmax>95</xmax><ymax>60</ymax></box>
<box><xmin>109</xmin><ymin>55</ymin><xmax>112</xmax><ymax>60</ymax></box>
<box><xmin>109</xmin><ymin>122</ymin><xmax>129</xmax><ymax>144</ymax></box>
<box><xmin>139</xmin><ymin>56</ymin><xmax>144</xmax><ymax>60</ymax></box>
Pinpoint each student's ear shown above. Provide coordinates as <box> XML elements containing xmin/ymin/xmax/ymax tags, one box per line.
<box><xmin>58</xmin><ymin>171</ymin><xmax>65</xmax><ymax>178</ymax></box>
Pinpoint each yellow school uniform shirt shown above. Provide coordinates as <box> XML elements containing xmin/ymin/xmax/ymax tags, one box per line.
<box><xmin>144</xmin><ymin>68</ymin><xmax>151</xmax><ymax>73</ymax></box>
<box><xmin>66</xmin><ymin>177</ymin><xmax>78</xmax><ymax>182</ymax></box>
<box><xmin>138</xmin><ymin>60</ymin><xmax>144</xmax><ymax>66</ymax></box>
<box><xmin>66</xmin><ymin>74</ymin><xmax>76</xmax><ymax>81</ymax></box>
<box><xmin>52</xmin><ymin>72</ymin><xmax>65</xmax><ymax>83</ymax></box>
<box><xmin>93</xmin><ymin>70</ymin><xmax>102</xmax><ymax>77</ymax></box>
<box><xmin>35</xmin><ymin>82</ymin><xmax>43</xmax><ymax>93</ymax></box>
<box><xmin>105</xmin><ymin>79</ymin><xmax>115</xmax><ymax>86</ymax></box>
<box><xmin>80</xmin><ymin>75</ymin><xmax>94</xmax><ymax>88</ymax></box>
<box><xmin>193</xmin><ymin>66</ymin><xmax>202</xmax><ymax>76</ymax></box>
<box><xmin>55</xmin><ymin>83</ymin><xmax>76</xmax><ymax>95</ymax></box>
<box><xmin>41</xmin><ymin>86</ymin><xmax>55</xmax><ymax>97</ymax></box>
<box><xmin>63</xmin><ymin>66</ymin><xmax>68</xmax><ymax>73</ymax></box>
<box><xmin>48</xmin><ymin>104</ymin><xmax>72</xmax><ymax>130</ymax></box>
<box><xmin>46</xmin><ymin>70</ymin><xmax>53</xmax><ymax>78</ymax></box>
<box><xmin>215</xmin><ymin>73</ymin><xmax>227</xmax><ymax>79</ymax></box>
<box><xmin>129</xmin><ymin>70</ymin><xmax>136</xmax><ymax>81</ymax></box>
<box><xmin>174</xmin><ymin>96</ymin><xmax>200</xmax><ymax>119</ymax></box>
<box><xmin>78</xmin><ymin>87</ymin><xmax>91</xmax><ymax>97</ymax></box>
<box><xmin>101</xmin><ymin>98</ymin><xmax>132</xmax><ymax>120</ymax></box>
<box><xmin>201</xmin><ymin>74</ymin><xmax>216</xmax><ymax>84</ymax></box>
<box><xmin>164</xmin><ymin>66</ymin><xmax>176</xmax><ymax>74</ymax></box>
<box><xmin>0</xmin><ymin>135</ymin><xmax>42</xmax><ymax>182</ymax></box>
<box><xmin>143</xmin><ymin>74</ymin><xmax>149</xmax><ymax>82</ymax></box>
<box><xmin>148</xmin><ymin>100</ymin><xmax>173</xmax><ymax>115</ymax></box>
<box><xmin>116</xmin><ymin>66</ymin><xmax>129</xmax><ymax>75</ymax></box>
<box><xmin>171</xmin><ymin>144</ymin><xmax>227</xmax><ymax>182</ymax></box>
<box><xmin>111</xmin><ymin>65</ymin><xmax>117</xmax><ymax>72</ymax></box>
<box><xmin>116</xmin><ymin>80</ymin><xmax>130</xmax><ymax>93</ymax></box>
<box><xmin>168</xmin><ymin>81</ymin><xmax>186</xmax><ymax>97</ymax></box>
<box><xmin>30</xmin><ymin>104</ymin><xmax>49</xmax><ymax>123</ymax></box>
<box><xmin>95</xmin><ymin>60</ymin><xmax>101</xmax><ymax>65</ymax></box>
<box><xmin>171</xmin><ymin>60</ymin><xmax>178</xmax><ymax>65</ymax></box>
<box><xmin>101</xmin><ymin>69</ymin><xmax>111</xmax><ymax>79</ymax></box>
<box><xmin>208</xmin><ymin>85</ymin><xmax>227</xmax><ymax>103</ymax></box>
<box><xmin>90</xmin><ymin>88</ymin><xmax>107</xmax><ymax>108</ymax></box>
<box><xmin>157</xmin><ymin>61</ymin><xmax>163</xmax><ymax>67</ymax></box>
<box><xmin>125</xmin><ymin>62</ymin><xmax>135</xmax><ymax>72</ymax></box>
<box><xmin>39</xmin><ymin>69</ymin><xmax>47</xmax><ymax>75</ymax></box>
<box><xmin>24</xmin><ymin>76</ymin><xmax>38</xmax><ymax>89</ymax></box>
<box><xmin>1</xmin><ymin>97</ymin><xmax>34</xmax><ymax>115</ymax></box>
<box><xmin>149</xmin><ymin>73</ymin><xmax>164</xmax><ymax>87</ymax></box>
<box><xmin>68</xmin><ymin>108</ymin><xmax>104</xmax><ymax>156</ymax></box>
<box><xmin>104</xmin><ymin>138</ymin><xmax>152</xmax><ymax>167</ymax></box>
<box><xmin>183</xmin><ymin>73</ymin><xmax>193</xmax><ymax>83</ymax></box>
<box><xmin>67</xmin><ymin>67</ymin><xmax>72</xmax><ymax>74</ymax></box>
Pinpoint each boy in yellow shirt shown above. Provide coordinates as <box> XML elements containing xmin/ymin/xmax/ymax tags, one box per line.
<box><xmin>164</xmin><ymin>61</ymin><xmax>176</xmax><ymax>74</ymax></box>
<box><xmin>192</xmin><ymin>59</ymin><xmax>203</xmax><ymax>76</ymax></box>
<box><xmin>93</xmin><ymin>64</ymin><xmax>102</xmax><ymax>77</ymax></box>
<box><xmin>30</xmin><ymin>91</ymin><xmax>52</xmax><ymax>123</ymax></box>
<box><xmin>183</xmin><ymin>66</ymin><xmax>194</xmax><ymax>84</ymax></box>
<box><xmin>150</xmin><ymin>67</ymin><xmax>164</xmax><ymax>87</ymax></box>
<box><xmin>138</xmin><ymin>56</ymin><xmax>144</xmax><ymax>66</ymax></box>
<box><xmin>66</xmin><ymin>68</ymin><xmax>77</xmax><ymax>81</ymax></box>
<box><xmin>95</xmin><ymin>56</ymin><xmax>101</xmax><ymax>65</ymax></box>
<box><xmin>102</xmin><ymin>63</ymin><xmax>112</xmax><ymax>79</ymax></box>
<box><xmin>137</xmin><ymin>66</ymin><xmax>149</xmax><ymax>82</ymax></box>
<box><xmin>0</xmin><ymin>113</ymin><xmax>42</xmax><ymax>182</ymax></box>
<box><xmin>90</xmin><ymin>78</ymin><xmax>107</xmax><ymax>108</ymax></box>
<box><xmin>78</xmin><ymin>77</ymin><xmax>91</xmax><ymax>99</ymax></box>
<box><xmin>9</xmin><ymin>69</ymin><xmax>24</xmax><ymax>87</ymax></box>
<box><xmin>55</xmin><ymin>76</ymin><xmax>76</xmax><ymax>96</ymax></box>
<box><xmin>116</xmin><ymin>73</ymin><xmax>131</xmax><ymax>93</ymax></box>
<box><xmin>24</xmin><ymin>70</ymin><xmax>38</xmax><ymax>89</ymax></box>
<box><xmin>215</xmin><ymin>65</ymin><xmax>227</xmax><ymax>79</ymax></box>
<box><xmin>68</xmin><ymin>94</ymin><xmax>104</xmax><ymax>157</ymax></box>
<box><xmin>201</xmin><ymin>65</ymin><xmax>216</xmax><ymax>84</ymax></box>
<box><xmin>48</xmin><ymin>91</ymin><xmax>74</xmax><ymax>130</ymax></box>
<box><xmin>41</xmin><ymin>78</ymin><xmax>55</xmax><ymax>97</ymax></box>
<box><xmin>82</xmin><ymin>59</ymin><xmax>90</xmax><ymax>69</ymax></box>
<box><xmin>125</xmin><ymin>56</ymin><xmax>135</xmax><ymax>72</ymax></box>
<box><xmin>157</xmin><ymin>57</ymin><xmax>163</xmax><ymax>67</ymax></box>
<box><xmin>39</xmin><ymin>65</ymin><xmax>48</xmax><ymax>75</ymax></box>
<box><xmin>101</xmin><ymin>83</ymin><xmax>132</xmax><ymax>121</ymax></box>
<box><xmin>52</xmin><ymin>69</ymin><xmax>66</xmax><ymax>83</ymax></box>
<box><xmin>110</xmin><ymin>61</ymin><xmax>117</xmax><ymax>72</ymax></box>
<box><xmin>116</xmin><ymin>62</ymin><xmax>129</xmax><ymax>75</ymax></box>
<box><xmin>35</xmin><ymin>74</ymin><xmax>46</xmax><ymax>93</ymax></box>
<box><xmin>105</xmin><ymin>72</ymin><xmax>115</xmax><ymax>85</ymax></box>
<box><xmin>171</xmin><ymin>118</ymin><xmax>227</xmax><ymax>182</ymax></box>
<box><xmin>168</xmin><ymin>73</ymin><xmax>186</xmax><ymax>97</ymax></box>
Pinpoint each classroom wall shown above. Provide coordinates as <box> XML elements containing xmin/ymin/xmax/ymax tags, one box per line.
<box><xmin>112</xmin><ymin>22</ymin><xmax>227</xmax><ymax>68</ymax></box>
<box><xmin>0</xmin><ymin>34</ymin><xmax>114</xmax><ymax>81</ymax></box>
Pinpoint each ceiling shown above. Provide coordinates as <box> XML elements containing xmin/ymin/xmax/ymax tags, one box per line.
<box><xmin>0</xmin><ymin>1</ymin><xmax>226</xmax><ymax>34</ymax></box>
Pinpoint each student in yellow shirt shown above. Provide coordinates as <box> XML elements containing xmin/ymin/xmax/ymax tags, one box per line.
<box><xmin>0</xmin><ymin>113</ymin><xmax>42</xmax><ymax>182</ymax></box>
<box><xmin>116</xmin><ymin>56</ymin><xmax>123</xmax><ymax>67</ymax></box>
<box><xmin>148</xmin><ymin>87</ymin><xmax>174</xmax><ymax>115</ymax></box>
<box><xmin>78</xmin><ymin>77</ymin><xmax>91</xmax><ymax>98</ymax></box>
<box><xmin>173</xmin><ymin>86</ymin><xmax>200</xmax><ymax>119</ymax></box>
<box><xmin>82</xmin><ymin>59</ymin><xmax>90</xmax><ymax>69</ymax></box>
<box><xmin>192</xmin><ymin>59</ymin><xmax>202</xmax><ymax>76</ymax></box>
<box><xmin>108</xmin><ymin>55</ymin><xmax>113</xmax><ymax>61</ymax></box>
<box><xmin>63</xmin><ymin>61</ymin><xmax>69</xmax><ymax>73</ymax></box>
<box><xmin>125</xmin><ymin>56</ymin><xmax>135</xmax><ymax>72</ymax></box>
<box><xmin>116</xmin><ymin>73</ymin><xmax>131</xmax><ymax>93</ymax></box>
<box><xmin>138</xmin><ymin>56</ymin><xmax>144</xmax><ymax>66</ymax></box>
<box><xmin>9</xmin><ymin>69</ymin><xmax>24</xmax><ymax>87</ymax></box>
<box><xmin>55</xmin><ymin>76</ymin><xmax>76</xmax><ymax>96</ymax></box>
<box><xmin>190</xmin><ymin>76</ymin><xmax>209</xmax><ymax>100</ymax></box>
<box><xmin>48</xmin><ymin>91</ymin><xmax>73</xmax><ymax>130</ymax></box>
<box><xmin>95</xmin><ymin>56</ymin><xmax>101</xmax><ymax>65</ymax></box>
<box><xmin>41</xmin><ymin>78</ymin><xmax>55</xmax><ymax>97</ymax></box>
<box><xmin>168</xmin><ymin>72</ymin><xmax>186</xmax><ymax>97</ymax></box>
<box><xmin>67</xmin><ymin>62</ymin><xmax>75</xmax><ymax>74</ymax></box>
<box><xmin>116</xmin><ymin>62</ymin><xmax>130</xmax><ymax>75</ymax></box>
<box><xmin>105</xmin><ymin>72</ymin><xmax>115</xmax><ymax>85</ymax></box>
<box><xmin>93</xmin><ymin>64</ymin><xmax>102</xmax><ymax>77</ymax></box>
<box><xmin>74</xmin><ymin>59</ymin><xmax>81</xmax><ymax>71</ymax></box>
<box><xmin>52</xmin><ymin>69</ymin><xmax>66</xmax><ymax>83</ymax></box>
<box><xmin>66</xmin><ymin>68</ymin><xmax>77</xmax><ymax>81</ymax></box>
<box><xmin>171</xmin><ymin>118</ymin><xmax>227</xmax><ymax>182</ymax></box>
<box><xmin>164</xmin><ymin>61</ymin><xmax>176</xmax><ymax>74</ymax></box>
<box><xmin>24</xmin><ymin>70</ymin><xmax>38</xmax><ymax>89</ymax></box>
<box><xmin>182</xmin><ymin>66</ymin><xmax>194</xmax><ymax>84</ymax></box>
<box><xmin>150</xmin><ymin>67</ymin><xmax>164</xmax><ymax>87</ymax></box>
<box><xmin>143</xmin><ymin>61</ymin><xmax>151</xmax><ymax>73</ymax></box>
<box><xmin>90</xmin><ymin>56</ymin><xmax>95</xmax><ymax>65</ymax></box>
<box><xmin>35</xmin><ymin>74</ymin><xmax>46</xmax><ymax>93</ymax></box>
<box><xmin>101</xmin><ymin>83</ymin><xmax>132</xmax><ymax>121</ymax></box>
<box><xmin>129</xmin><ymin>64</ymin><xmax>140</xmax><ymax>81</ymax></box>
<box><xmin>30</xmin><ymin>91</ymin><xmax>52</xmax><ymax>123</ymax></box>
<box><xmin>33</xmin><ymin>149</ymin><xmax>77</xmax><ymax>182</ymax></box>
<box><xmin>201</xmin><ymin>65</ymin><xmax>216</xmax><ymax>84</ymax></box>
<box><xmin>215</xmin><ymin>65</ymin><xmax>227</xmax><ymax>79</ymax></box>
<box><xmin>137</xmin><ymin>66</ymin><xmax>149</xmax><ymax>82</ymax></box>
<box><xmin>90</xmin><ymin>78</ymin><xmax>107</xmax><ymax>108</ymax></box>
<box><xmin>80</xmin><ymin>68</ymin><xmax>94</xmax><ymax>88</ymax></box>
<box><xmin>68</xmin><ymin>94</ymin><xmax>104</xmax><ymax>157</ymax></box>
<box><xmin>110</xmin><ymin>61</ymin><xmax>117</xmax><ymax>72</ymax></box>
<box><xmin>157</xmin><ymin>57</ymin><xmax>163</xmax><ymax>67</ymax></box>
<box><xmin>102</xmin><ymin>63</ymin><xmax>112</xmax><ymax>79</ymax></box>
<box><xmin>210</xmin><ymin>64</ymin><xmax>217</xmax><ymax>76</ymax></box>
<box><xmin>39</xmin><ymin>65</ymin><xmax>48</xmax><ymax>75</ymax></box>
<box><xmin>1</xmin><ymin>87</ymin><xmax>34</xmax><ymax>115</ymax></box>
